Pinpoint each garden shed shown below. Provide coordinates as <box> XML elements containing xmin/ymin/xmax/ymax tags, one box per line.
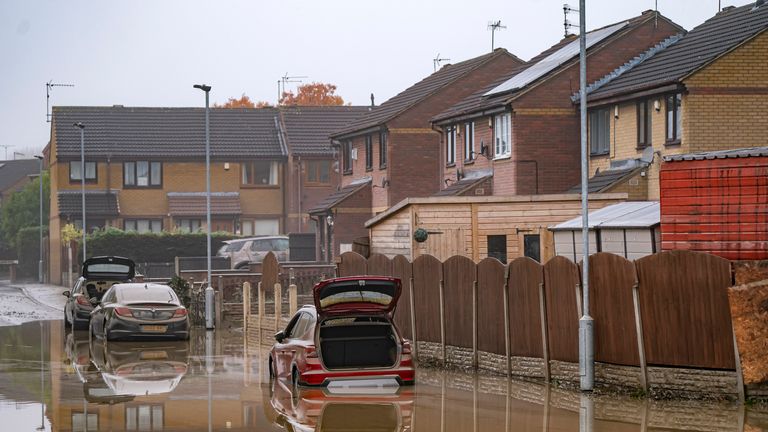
<box><xmin>550</xmin><ymin>201</ymin><xmax>660</xmax><ymax>261</ymax></box>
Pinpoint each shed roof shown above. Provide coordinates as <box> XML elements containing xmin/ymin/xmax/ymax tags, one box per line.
<box><xmin>550</xmin><ymin>201</ymin><xmax>659</xmax><ymax>231</ymax></box>
<box><xmin>433</xmin><ymin>173</ymin><xmax>492</xmax><ymax>197</ymax></box>
<box><xmin>567</xmin><ymin>166</ymin><xmax>643</xmax><ymax>194</ymax></box>
<box><xmin>53</xmin><ymin>106</ymin><xmax>286</xmax><ymax>161</ymax></box>
<box><xmin>280</xmin><ymin>106</ymin><xmax>370</xmax><ymax>157</ymax></box>
<box><xmin>308</xmin><ymin>178</ymin><xmax>371</xmax><ymax>214</ymax></box>
<box><xmin>663</xmin><ymin>146</ymin><xmax>768</xmax><ymax>162</ymax></box>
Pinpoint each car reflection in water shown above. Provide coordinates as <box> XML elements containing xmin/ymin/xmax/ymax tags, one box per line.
<box><xmin>88</xmin><ymin>337</ymin><xmax>189</xmax><ymax>398</ymax></box>
<box><xmin>269</xmin><ymin>377</ymin><xmax>413</xmax><ymax>432</ymax></box>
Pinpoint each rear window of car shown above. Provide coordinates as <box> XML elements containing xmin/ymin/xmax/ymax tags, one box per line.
<box><xmin>119</xmin><ymin>286</ymin><xmax>178</xmax><ymax>304</ymax></box>
<box><xmin>319</xmin><ymin>290</ymin><xmax>392</xmax><ymax>308</ymax></box>
<box><xmin>271</xmin><ymin>238</ymin><xmax>288</xmax><ymax>251</ymax></box>
<box><xmin>87</xmin><ymin>263</ymin><xmax>131</xmax><ymax>274</ymax></box>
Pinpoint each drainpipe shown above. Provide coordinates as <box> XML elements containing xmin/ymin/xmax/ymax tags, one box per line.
<box><xmin>296</xmin><ymin>157</ymin><xmax>302</xmax><ymax>233</ymax></box>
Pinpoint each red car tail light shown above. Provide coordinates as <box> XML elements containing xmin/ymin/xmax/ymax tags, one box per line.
<box><xmin>114</xmin><ymin>307</ymin><xmax>133</xmax><ymax>317</ymax></box>
<box><xmin>76</xmin><ymin>296</ymin><xmax>91</xmax><ymax>306</ymax></box>
<box><xmin>401</xmin><ymin>340</ymin><xmax>412</xmax><ymax>355</ymax></box>
<box><xmin>173</xmin><ymin>308</ymin><xmax>188</xmax><ymax>317</ymax></box>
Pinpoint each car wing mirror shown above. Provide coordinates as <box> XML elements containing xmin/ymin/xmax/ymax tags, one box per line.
<box><xmin>89</xmin><ymin>298</ymin><xmax>100</xmax><ymax>306</ymax></box>
<box><xmin>274</xmin><ymin>330</ymin><xmax>286</xmax><ymax>343</ymax></box>
<box><xmin>63</xmin><ymin>291</ymin><xmax>71</xmax><ymax>297</ymax></box>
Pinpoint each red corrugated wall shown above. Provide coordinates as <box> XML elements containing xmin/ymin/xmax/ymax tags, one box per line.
<box><xmin>660</xmin><ymin>156</ymin><xmax>768</xmax><ymax>260</ymax></box>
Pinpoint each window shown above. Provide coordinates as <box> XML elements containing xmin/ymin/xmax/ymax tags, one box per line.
<box><xmin>124</xmin><ymin>161</ymin><xmax>162</xmax><ymax>187</ymax></box>
<box><xmin>637</xmin><ymin>100</ymin><xmax>652</xmax><ymax>148</ymax></box>
<box><xmin>488</xmin><ymin>235</ymin><xmax>507</xmax><ymax>263</ymax></box>
<box><xmin>306</xmin><ymin>160</ymin><xmax>331</xmax><ymax>185</ymax></box>
<box><xmin>72</xmin><ymin>412</ymin><xmax>98</xmax><ymax>431</ymax></box>
<box><xmin>73</xmin><ymin>218</ymin><xmax>106</xmax><ymax>232</ymax></box>
<box><xmin>69</xmin><ymin>161</ymin><xmax>97</xmax><ymax>183</ymax></box>
<box><xmin>124</xmin><ymin>219</ymin><xmax>162</xmax><ymax>233</ymax></box>
<box><xmin>464</xmin><ymin>122</ymin><xmax>475</xmax><ymax>162</ymax></box>
<box><xmin>493</xmin><ymin>113</ymin><xmax>511</xmax><ymax>158</ymax></box>
<box><xmin>524</xmin><ymin>234</ymin><xmax>541</xmax><ymax>262</ymax></box>
<box><xmin>666</xmin><ymin>93</ymin><xmax>682</xmax><ymax>144</ymax></box>
<box><xmin>445</xmin><ymin>125</ymin><xmax>456</xmax><ymax>165</ymax></box>
<box><xmin>125</xmin><ymin>404</ymin><xmax>163</xmax><ymax>431</ymax></box>
<box><xmin>379</xmin><ymin>131</ymin><xmax>387</xmax><ymax>168</ymax></box>
<box><xmin>365</xmin><ymin>135</ymin><xmax>373</xmax><ymax>170</ymax></box>
<box><xmin>589</xmin><ymin>108</ymin><xmax>611</xmax><ymax>156</ymax></box>
<box><xmin>342</xmin><ymin>140</ymin><xmax>352</xmax><ymax>174</ymax></box>
<box><xmin>254</xmin><ymin>219</ymin><xmax>280</xmax><ymax>235</ymax></box>
<box><xmin>242</xmin><ymin>161</ymin><xmax>278</xmax><ymax>186</ymax></box>
<box><xmin>175</xmin><ymin>219</ymin><xmax>201</xmax><ymax>233</ymax></box>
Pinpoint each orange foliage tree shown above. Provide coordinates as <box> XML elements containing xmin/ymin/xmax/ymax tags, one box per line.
<box><xmin>279</xmin><ymin>82</ymin><xmax>345</xmax><ymax>106</ymax></box>
<box><xmin>214</xmin><ymin>94</ymin><xmax>272</xmax><ymax>108</ymax></box>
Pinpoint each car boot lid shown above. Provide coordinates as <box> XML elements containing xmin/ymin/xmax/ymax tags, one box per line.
<box><xmin>313</xmin><ymin>276</ymin><xmax>401</xmax><ymax>316</ymax></box>
<box><xmin>82</xmin><ymin>256</ymin><xmax>135</xmax><ymax>280</ymax></box>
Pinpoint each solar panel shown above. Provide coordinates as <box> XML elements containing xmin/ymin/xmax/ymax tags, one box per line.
<box><xmin>484</xmin><ymin>21</ymin><xmax>629</xmax><ymax>96</ymax></box>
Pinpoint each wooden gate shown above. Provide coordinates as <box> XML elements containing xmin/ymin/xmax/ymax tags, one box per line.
<box><xmin>337</xmin><ymin>251</ymin><xmax>367</xmax><ymax>276</ymax></box>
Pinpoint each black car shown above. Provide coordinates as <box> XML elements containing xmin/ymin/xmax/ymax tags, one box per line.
<box><xmin>64</xmin><ymin>256</ymin><xmax>136</xmax><ymax>330</ymax></box>
<box><xmin>89</xmin><ymin>283</ymin><xmax>189</xmax><ymax>341</ymax></box>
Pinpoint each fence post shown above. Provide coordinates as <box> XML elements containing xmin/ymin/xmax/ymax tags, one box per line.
<box><xmin>632</xmin><ymin>282</ymin><xmax>648</xmax><ymax>393</ymax></box>
<box><xmin>258</xmin><ymin>281</ymin><xmax>265</xmax><ymax>339</ymax></box>
<box><xmin>215</xmin><ymin>289</ymin><xmax>223</xmax><ymax>328</ymax></box>
<box><xmin>274</xmin><ymin>283</ymin><xmax>283</xmax><ymax>332</ymax></box>
<box><xmin>409</xmin><ymin>276</ymin><xmax>418</xmax><ymax>362</ymax></box>
<box><xmin>538</xmin><ymin>282</ymin><xmax>551</xmax><ymax>382</ymax></box>
<box><xmin>439</xmin><ymin>278</ymin><xmax>446</xmax><ymax>366</ymax></box>
<box><xmin>243</xmin><ymin>282</ymin><xmax>251</xmax><ymax>332</ymax></box>
<box><xmin>288</xmin><ymin>284</ymin><xmax>298</xmax><ymax>317</ymax></box>
<box><xmin>503</xmin><ymin>265</ymin><xmax>511</xmax><ymax>377</ymax></box>
<box><xmin>472</xmin><ymin>279</ymin><xmax>478</xmax><ymax>369</ymax></box>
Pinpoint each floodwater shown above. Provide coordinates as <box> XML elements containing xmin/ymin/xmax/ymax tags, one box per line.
<box><xmin>0</xmin><ymin>320</ymin><xmax>765</xmax><ymax>432</ymax></box>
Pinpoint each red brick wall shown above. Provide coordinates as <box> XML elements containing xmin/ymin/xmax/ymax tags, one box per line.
<box><xmin>442</xmin><ymin>119</ymin><xmax>495</xmax><ymax>186</ymax></box>
<box><xmin>388</xmin><ymin>131</ymin><xmax>442</xmax><ymax>207</ymax></box>
<box><xmin>286</xmin><ymin>156</ymin><xmax>340</xmax><ymax>233</ymax></box>
<box><xmin>332</xmin><ymin>184</ymin><xmax>372</xmax><ymax>257</ymax></box>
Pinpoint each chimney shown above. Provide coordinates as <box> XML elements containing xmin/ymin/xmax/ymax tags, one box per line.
<box><xmin>370</xmin><ymin>93</ymin><xmax>375</xmax><ymax>108</ymax></box>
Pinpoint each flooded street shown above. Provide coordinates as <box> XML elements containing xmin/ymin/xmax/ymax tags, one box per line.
<box><xmin>0</xmin><ymin>320</ymin><xmax>766</xmax><ymax>432</ymax></box>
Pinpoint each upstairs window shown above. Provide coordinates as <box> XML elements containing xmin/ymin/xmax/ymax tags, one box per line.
<box><xmin>365</xmin><ymin>135</ymin><xmax>373</xmax><ymax>170</ymax></box>
<box><xmin>589</xmin><ymin>108</ymin><xmax>610</xmax><ymax>156</ymax></box>
<box><xmin>70</xmin><ymin>161</ymin><xmax>97</xmax><ymax>183</ymax></box>
<box><xmin>306</xmin><ymin>160</ymin><xmax>331</xmax><ymax>185</ymax></box>
<box><xmin>666</xmin><ymin>93</ymin><xmax>682</xmax><ymax>144</ymax></box>
<box><xmin>342</xmin><ymin>140</ymin><xmax>352</xmax><ymax>175</ymax></box>
<box><xmin>379</xmin><ymin>131</ymin><xmax>387</xmax><ymax>168</ymax></box>
<box><xmin>464</xmin><ymin>122</ymin><xmax>475</xmax><ymax>162</ymax></box>
<box><xmin>124</xmin><ymin>161</ymin><xmax>161</xmax><ymax>187</ymax></box>
<box><xmin>445</xmin><ymin>125</ymin><xmax>456</xmax><ymax>165</ymax></box>
<box><xmin>493</xmin><ymin>113</ymin><xmax>511</xmax><ymax>158</ymax></box>
<box><xmin>242</xmin><ymin>161</ymin><xmax>278</xmax><ymax>186</ymax></box>
<box><xmin>637</xmin><ymin>100</ymin><xmax>652</xmax><ymax>148</ymax></box>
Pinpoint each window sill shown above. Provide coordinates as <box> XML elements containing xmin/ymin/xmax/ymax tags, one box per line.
<box><xmin>365</xmin><ymin>167</ymin><xmax>373</xmax><ymax>172</ymax></box>
<box><xmin>379</xmin><ymin>164</ymin><xmax>387</xmax><ymax>170</ymax></box>
<box><xmin>665</xmin><ymin>139</ymin><xmax>681</xmax><ymax>147</ymax></box>
<box><xmin>590</xmin><ymin>152</ymin><xmax>610</xmax><ymax>159</ymax></box>
<box><xmin>493</xmin><ymin>154</ymin><xmax>511</xmax><ymax>161</ymax></box>
<box><xmin>636</xmin><ymin>144</ymin><xmax>651</xmax><ymax>151</ymax></box>
<box><xmin>123</xmin><ymin>185</ymin><xmax>163</xmax><ymax>189</ymax></box>
<box><xmin>304</xmin><ymin>183</ymin><xmax>333</xmax><ymax>188</ymax></box>
<box><xmin>463</xmin><ymin>159</ymin><xmax>475</xmax><ymax>165</ymax></box>
<box><xmin>445</xmin><ymin>162</ymin><xmax>456</xmax><ymax>168</ymax></box>
<box><xmin>343</xmin><ymin>171</ymin><xmax>353</xmax><ymax>176</ymax></box>
<box><xmin>240</xmin><ymin>184</ymin><xmax>280</xmax><ymax>189</ymax></box>
<box><xmin>69</xmin><ymin>180</ymin><xmax>98</xmax><ymax>184</ymax></box>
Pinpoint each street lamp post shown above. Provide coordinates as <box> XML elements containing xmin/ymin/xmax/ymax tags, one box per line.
<box><xmin>34</xmin><ymin>155</ymin><xmax>44</xmax><ymax>283</ymax></box>
<box><xmin>73</xmin><ymin>122</ymin><xmax>86</xmax><ymax>262</ymax></box>
<box><xmin>193</xmin><ymin>83</ymin><xmax>215</xmax><ymax>330</ymax></box>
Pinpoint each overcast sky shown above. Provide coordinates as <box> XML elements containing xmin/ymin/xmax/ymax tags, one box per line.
<box><xmin>0</xmin><ymin>0</ymin><xmax>754</xmax><ymax>157</ymax></box>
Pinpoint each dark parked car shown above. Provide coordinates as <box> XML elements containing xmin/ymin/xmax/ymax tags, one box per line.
<box><xmin>269</xmin><ymin>276</ymin><xmax>414</xmax><ymax>388</ymax></box>
<box><xmin>64</xmin><ymin>256</ymin><xmax>135</xmax><ymax>330</ymax></box>
<box><xmin>89</xmin><ymin>283</ymin><xmax>189</xmax><ymax>341</ymax></box>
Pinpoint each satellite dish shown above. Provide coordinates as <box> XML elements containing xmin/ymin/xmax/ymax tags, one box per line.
<box><xmin>640</xmin><ymin>146</ymin><xmax>655</xmax><ymax>165</ymax></box>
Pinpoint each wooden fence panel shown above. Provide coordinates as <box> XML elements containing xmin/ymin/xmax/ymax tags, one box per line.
<box><xmin>477</xmin><ymin>258</ymin><xmax>507</xmax><ymax>355</ymax></box>
<box><xmin>392</xmin><ymin>255</ymin><xmax>413</xmax><ymax>340</ymax></box>
<box><xmin>367</xmin><ymin>253</ymin><xmax>393</xmax><ymax>276</ymax></box>
<box><xmin>543</xmin><ymin>256</ymin><xmax>581</xmax><ymax>363</ymax></box>
<box><xmin>337</xmin><ymin>251</ymin><xmax>367</xmax><ymax>277</ymax></box>
<box><xmin>442</xmin><ymin>255</ymin><xmax>476</xmax><ymax>348</ymax></box>
<box><xmin>261</xmin><ymin>252</ymin><xmax>279</xmax><ymax>290</ymax></box>
<box><xmin>508</xmin><ymin>257</ymin><xmax>544</xmax><ymax>358</ymax></box>
<box><xmin>635</xmin><ymin>250</ymin><xmax>735</xmax><ymax>369</ymax></box>
<box><xmin>587</xmin><ymin>253</ymin><xmax>640</xmax><ymax>366</ymax></box>
<box><xmin>412</xmin><ymin>254</ymin><xmax>443</xmax><ymax>343</ymax></box>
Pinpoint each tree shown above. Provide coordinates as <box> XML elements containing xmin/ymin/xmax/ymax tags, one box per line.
<box><xmin>279</xmin><ymin>82</ymin><xmax>345</xmax><ymax>106</ymax></box>
<box><xmin>0</xmin><ymin>171</ymin><xmax>49</xmax><ymax>248</ymax></box>
<box><xmin>214</xmin><ymin>94</ymin><xmax>272</xmax><ymax>108</ymax></box>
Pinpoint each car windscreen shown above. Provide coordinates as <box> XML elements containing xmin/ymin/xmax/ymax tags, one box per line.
<box><xmin>318</xmin><ymin>280</ymin><xmax>395</xmax><ymax>309</ymax></box>
<box><xmin>119</xmin><ymin>286</ymin><xmax>178</xmax><ymax>304</ymax></box>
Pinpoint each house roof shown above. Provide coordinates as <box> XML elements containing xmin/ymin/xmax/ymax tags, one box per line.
<box><xmin>57</xmin><ymin>190</ymin><xmax>119</xmax><ymax>217</ymax></box>
<box><xmin>308</xmin><ymin>178</ymin><xmax>371</xmax><ymax>214</ymax></box>
<box><xmin>550</xmin><ymin>201</ymin><xmax>660</xmax><ymax>230</ymax></box>
<box><xmin>53</xmin><ymin>106</ymin><xmax>286</xmax><ymax>161</ymax></box>
<box><xmin>280</xmin><ymin>106</ymin><xmax>370</xmax><ymax>157</ymax></box>
<box><xmin>433</xmin><ymin>11</ymin><xmax>672</xmax><ymax>124</ymax></box>
<box><xmin>568</xmin><ymin>166</ymin><xmax>643</xmax><ymax>194</ymax></box>
<box><xmin>167</xmin><ymin>192</ymin><xmax>242</xmax><ymax>216</ymax></box>
<box><xmin>663</xmin><ymin>146</ymin><xmax>768</xmax><ymax>162</ymax></box>
<box><xmin>331</xmin><ymin>49</ymin><xmax>522</xmax><ymax>138</ymax></box>
<box><xmin>433</xmin><ymin>173</ymin><xmax>492</xmax><ymax>196</ymax></box>
<box><xmin>588</xmin><ymin>2</ymin><xmax>768</xmax><ymax>101</ymax></box>
<box><xmin>0</xmin><ymin>159</ymin><xmax>39</xmax><ymax>193</ymax></box>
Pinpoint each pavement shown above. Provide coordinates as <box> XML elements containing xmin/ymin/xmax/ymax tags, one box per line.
<box><xmin>0</xmin><ymin>279</ymin><xmax>66</xmax><ymax>326</ymax></box>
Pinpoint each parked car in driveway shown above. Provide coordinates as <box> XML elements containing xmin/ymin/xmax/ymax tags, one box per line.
<box><xmin>89</xmin><ymin>283</ymin><xmax>189</xmax><ymax>341</ymax></box>
<box><xmin>64</xmin><ymin>256</ymin><xmax>135</xmax><ymax>330</ymax></box>
<box><xmin>269</xmin><ymin>276</ymin><xmax>415</xmax><ymax>389</ymax></box>
<box><xmin>217</xmin><ymin>235</ymin><xmax>289</xmax><ymax>269</ymax></box>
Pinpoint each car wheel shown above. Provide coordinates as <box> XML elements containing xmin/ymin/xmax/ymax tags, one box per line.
<box><xmin>104</xmin><ymin>320</ymin><xmax>114</xmax><ymax>341</ymax></box>
<box><xmin>268</xmin><ymin>357</ymin><xmax>275</xmax><ymax>379</ymax></box>
<box><xmin>64</xmin><ymin>311</ymin><xmax>71</xmax><ymax>328</ymax></box>
<box><xmin>291</xmin><ymin>367</ymin><xmax>300</xmax><ymax>406</ymax></box>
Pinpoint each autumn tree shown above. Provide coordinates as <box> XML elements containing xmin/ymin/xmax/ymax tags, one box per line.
<box><xmin>214</xmin><ymin>94</ymin><xmax>272</xmax><ymax>108</ymax></box>
<box><xmin>279</xmin><ymin>82</ymin><xmax>345</xmax><ymax>106</ymax></box>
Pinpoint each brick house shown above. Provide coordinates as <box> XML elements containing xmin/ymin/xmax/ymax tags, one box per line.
<box><xmin>47</xmin><ymin>106</ymin><xmax>288</xmax><ymax>284</ymax></box>
<box><xmin>575</xmin><ymin>2</ymin><xmax>768</xmax><ymax>200</ymax></box>
<box><xmin>431</xmin><ymin>11</ymin><xmax>683</xmax><ymax>197</ymax></box>
<box><xmin>0</xmin><ymin>159</ymin><xmax>40</xmax><ymax>209</ymax></box>
<box><xmin>312</xmin><ymin>49</ymin><xmax>525</xmax><ymax>260</ymax></box>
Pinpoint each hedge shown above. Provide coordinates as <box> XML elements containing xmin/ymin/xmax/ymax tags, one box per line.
<box><xmin>16</xmin><ymin>226</ymin><xmax>47</xmax><ymax>279</ymax></box>
<box><xmin>82</xmin><ymin>228</ymin><xmax>238</xmax><ymax>265</ymax></box>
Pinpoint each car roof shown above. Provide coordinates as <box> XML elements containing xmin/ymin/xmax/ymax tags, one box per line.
<box><xmin>225</xmin><ymin>235</ymin><xmax>288</xmax><ymax>244</ymax></box>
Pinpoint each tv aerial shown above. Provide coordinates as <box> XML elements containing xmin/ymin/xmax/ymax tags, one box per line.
<box><xmin>46</xmin><ymin>80</ymin><xmax>75</xmax><ymax>123</ymax></box>
<box><xmin>488</xmin><ymin>20</ymin><xmax>506</xmax><ymax>51</ymax></box>
<box><xmin>433</xmin><ymin>53</ymin><xmax>451</xmax><ymax>72</ymax></box>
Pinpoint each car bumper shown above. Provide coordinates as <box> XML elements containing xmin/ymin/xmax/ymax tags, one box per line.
<box><xmin>299</xmin><ymin>366</ymin><xmax>415</xmax><ymax>387</ymax></box>
<box><xmin>106</xmin><ymin>317</ymin><xmax>189</xmax><ymax>340</ymax></box>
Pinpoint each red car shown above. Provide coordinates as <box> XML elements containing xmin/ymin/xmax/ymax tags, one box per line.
<box><xmin>269</xmin><ymin>276</ymin><xmax>415</xmax><ymax>388</ymax></box>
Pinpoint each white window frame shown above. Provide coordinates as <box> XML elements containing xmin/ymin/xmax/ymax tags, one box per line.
<box><xmin>445</xmin><ymin>125</ymin><xmax>456</xmax><ymax>165</ymax></box>
<box><xmin>124</xmin><ymin>219</ymin><xmax>163</xmax><ymax>233</ymax></box>
<box><xmin>493</xmin><ymin>113</ymin><xmax>511</xmax><ymax>159</ymax></box>
<box><xmin>464</xmin><ymin>122</ymin><xmax>475</xmax><ymax>161</ymax></box>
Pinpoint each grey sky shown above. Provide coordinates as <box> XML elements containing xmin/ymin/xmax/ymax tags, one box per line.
<box><xmin>0</xmin><ymin>0</ymin><xmax>753</xmax><ymax>157</ymax></box>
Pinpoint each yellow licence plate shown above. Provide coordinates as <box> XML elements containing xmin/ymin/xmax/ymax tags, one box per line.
<box><xmin>141</xmin><ymin>325</ymin><xmax>167</xmax><ymax>333</ymax></box>
<box><xmin>140</xmin><ymin>351</ymin><xmax>168</xmax><ymax>360</ymax></box>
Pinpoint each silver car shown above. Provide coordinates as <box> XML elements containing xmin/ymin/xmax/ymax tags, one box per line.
<box><xmin>217</xmin><ymin>235</ymin><xmax>289</xmax><ymax>269</ymax></box>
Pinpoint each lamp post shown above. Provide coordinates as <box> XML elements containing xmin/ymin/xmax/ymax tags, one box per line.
<box><xmin>34</xmin><ymin>155</ymin><xmax>44</xmax><ymax>283</ymax></box>
<box><xmin>73</xmin><ymin>122</ymin><xmax>86</xmax><ymax>261</ymax></box>
<box><xmin>193</xmin><ymin>83</ymin><xmax>215</xmax><ymax>330</ymax></box>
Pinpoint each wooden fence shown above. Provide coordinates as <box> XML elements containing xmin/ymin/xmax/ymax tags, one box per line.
<box><xmin>337</xmin><ymin>249</ymin><xmax>738</xmax><ymax>393</ymax></box>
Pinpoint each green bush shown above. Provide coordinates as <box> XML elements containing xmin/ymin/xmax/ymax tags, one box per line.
<box><xmin>16</xmin><ymin>226</ymin><xmax>47</xmax><ymax>279</ymax></box>
<box><xmin>168</xmin><ymin>275</ymin><xmax>191</xmax><ymax>307</ymax></box>
<box><xmin>81</xmin><ymin>228</ymin><xmax>238</xmax><ymax>265</ymax></box>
